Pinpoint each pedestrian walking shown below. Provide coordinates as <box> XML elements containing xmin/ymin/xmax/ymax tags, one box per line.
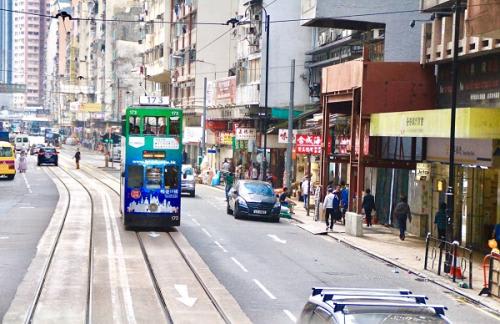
<box><xmin>225</xmin><ymin>172</ymin><xmax>234</xmax><ymax>201</ymax></box>
<box><xmin>393</xmin><ymin>195</ymin><xmax>412</xmax><ymax>240</ymax></box>
<box><xmin>332</xmin><ymin>185</ymin><xmax>342</xmax><ymax>223</ymax></box>
<box><xmin>323</xmin><ymin>188</ymin><xmax>335</xmax><ymax>231</ymax></box>
<box><xmin>74</xmin><ymin>148</ymin><xmax>81</xmax><ymax>169</ymax></box>
<box><xmin>434</xmin><ymin>202</ymin><xmax>447</xmax><ymax>241</ymax></box>
<box><xmin>362</xmin><ymin>188</ymin><xmax>376</xmax><ymax>227</ymax></box>
<box><xmin>301</xmin><ymin>176</ymin><xmax>310</xmax><ymax>209</ymax></box>
<box><xmin>340</xmin><ymin>181</ymin><xmax>349</xmax><ymax>224</ymax></box>
<box><xmin>18</xmin><ymin>149</ymin><xmax>28</xmax><ymax>173</ymax></box>
<box><xmin>251</xmin><ymin>164</ymin><xmax>259</xmax><ymax>180</ymax></box>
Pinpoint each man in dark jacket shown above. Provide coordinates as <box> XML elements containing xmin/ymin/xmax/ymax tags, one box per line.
<box><xmin>434</xmin><ymin>202</ymin><xmax>447</xmax><ymax>240</ymax></box>
<box><xmin>394</xmin><ymin>195</ymin><xmax>411</xmax><ymax>240</ymax></box>
<box><xmin>74</xmin><ymin>148</ymin><xmax>81</xmax><ymax>169</ymax></box>
<box><xmin>362</xmin><ymin>189</ymin><xmax>376</xmax><ymax>227</ymax></box>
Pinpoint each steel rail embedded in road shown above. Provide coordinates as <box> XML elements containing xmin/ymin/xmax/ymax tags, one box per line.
<box><xmin>71</xmin><ymin>158</ymin><xmax>233</xmax><ymax>324</ymax></box>
<box><xmin>25</xmin><ymin>166</ymin><xmax>95</xmax><ymax>324</ymax></box>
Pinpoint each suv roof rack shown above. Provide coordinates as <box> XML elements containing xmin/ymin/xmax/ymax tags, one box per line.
<box><xmin>323</xmin><ymin>294</ymin><xmax>428</xmax><ymax>304</ymax></box>
<box><xmin>331</xmin><ymin>302</ymin><xmax>448</xmax><ymax>316</ymax></box>
<box><xmin>312</xmin><ymin>287</ymin><xmax>412</xmax><ymax>296</ymax></box>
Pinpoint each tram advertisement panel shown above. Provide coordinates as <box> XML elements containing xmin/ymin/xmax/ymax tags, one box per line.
<box><xmin>124</xmin><ymin>135</ymin><xmax>182</xmax><ymax>217</ymax></box>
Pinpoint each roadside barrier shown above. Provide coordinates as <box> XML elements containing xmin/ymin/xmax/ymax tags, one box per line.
<box><xmin>424</xmin><ymin>233</ymin><xmax>473</xmax><ymax>289</ymax></box>
<box><xmin>479</xmin><ymin>252</ymin><xmax>500</xmax><ymax>297</ymax></box>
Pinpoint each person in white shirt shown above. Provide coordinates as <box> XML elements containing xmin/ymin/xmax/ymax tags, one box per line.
<box><xmin>301</xmin><ymin>177</ymin><xmax>310</xmax><ymax>209</ymax></box>
<box><xmin>323</xmin><ymin>187</ymin><xmax>336</xmax><ymax>231</ymax></box>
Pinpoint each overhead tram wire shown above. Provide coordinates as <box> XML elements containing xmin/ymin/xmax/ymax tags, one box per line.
<box><xmin>4</xmin><ymin>1</ymin><xmax>499</xmax><ymax>27</ymax></box>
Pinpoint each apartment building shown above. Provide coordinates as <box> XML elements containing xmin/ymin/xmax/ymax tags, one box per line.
<box><xmin>169</xmin><ymin>0</ymin><xmax>238</xmax><ymax>164</ymax></box>
<box><xmin>12</xmin><ymin>0</ymin><xmax>50</xmax><ymax>110</ymax></box>
<box><xmin>0</xmin><ymin>0</ymin><xmax>14</xmax><ymax>110</ymax></box>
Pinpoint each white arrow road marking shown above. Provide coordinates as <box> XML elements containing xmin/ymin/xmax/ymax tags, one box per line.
<box><xmin>283</xmin><ymin>310</ymin><xmax>297</xmax><ymax>323</ymax></box>
<box><xmin>267</xmin><ymin>234</ymin><xmax>286</xmax><ymax>244</ymax></box>
<box><xmin>148</xmin><ymin>232</ymin><xmax>160</xmax><ymax>238</ymax></box>
<box><xmin>253</xmin><ymin>279</ymin><xmax>276</xmax><ymax>300</ymax></box>
<box><xmin>0</xmin><ymin>236</ymin><xmax>9</xmax><ymax>240</ymax></box>
<box><xmin>191</xmin><ymin>218</ymin><xmax>201</xmax><ymax>226</ymax></box>
<box><xmin>231</xmin><ymin>257</ymin><xmax>248</xmax><ymax>273</ymax></box>
<box><xmin>214</xmin><ymin>241</ymin><xmax>228</xmax><ymax>253</ymax></box>
<box><xmin>174</xmin><ymin>284</ymin><xmax>197</xmax><ymax>307</ymax></box>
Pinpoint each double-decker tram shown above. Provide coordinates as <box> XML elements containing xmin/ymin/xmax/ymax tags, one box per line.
<box><xmin>121</xmin><ymin>101</ymin><xmax>183</xmax><ymax>230</ymax></box>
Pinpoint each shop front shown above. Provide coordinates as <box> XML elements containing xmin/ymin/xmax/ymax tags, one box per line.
<box><xmin>370</xmin><ymin>108</ymin><xmax>500</xmax><ymax>245</ymax></box>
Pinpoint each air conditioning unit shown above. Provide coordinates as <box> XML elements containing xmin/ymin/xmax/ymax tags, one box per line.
<box><xmin>318</xmin><ymin>32</ymin><xmax>327</xmax><ymax>46</ymax></box>
<box><xmin>372</xmin><ymin>28</ymin><xmax>385</xmax><ymax>40</ymax></box>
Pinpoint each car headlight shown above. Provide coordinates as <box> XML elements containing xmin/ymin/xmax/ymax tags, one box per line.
<box><xmin>274</xmin><ymin>201</ymin><xmax>281</xmax><ymax>209</ymax></box>
<box><xmin>238</xmin><ymin>199</ymin><xmax>248</xmax><ymax>208</ymax></box>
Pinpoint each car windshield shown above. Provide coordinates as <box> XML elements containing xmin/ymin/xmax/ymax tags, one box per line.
<box><xmin>42</xmin><ymin>148</ymin><xmax>56</xmax><ymax>153</ymax></box>
<box><xmin>240</xmin><ymin>182</ymin><xmax>274</xmax><ymax>197</ymax></box>
<box><xmin>182</xmin><ymin>167</ymin><xmax>193</xmax><ymax>176</ymax></box>
<box><xmin>0</xmin><ymin>147</ymin><xmax>12</xmax><ymax>157</ymax></box>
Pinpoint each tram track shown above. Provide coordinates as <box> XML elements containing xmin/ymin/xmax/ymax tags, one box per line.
<box><xmin>58</xmin><ymin>154</ymin><xmax>234</xmax><ymax>323</ymax></box>
<box><xmin>22</xmin><ymin>166</ymin><xmax>94</xmax><ymax>324</ymax></box>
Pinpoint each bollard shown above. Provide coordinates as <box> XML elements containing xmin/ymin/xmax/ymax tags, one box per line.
<box><xmin>438</xmin><ymin>243</ymin><xmax>444</xmax><ymax>276</ymax></box>
<box><xmin>424</xmin><ymin>233</ymin><xmax>431</xmax><ymax>270</ymax></box>
<box><xmin>452</xmin><ymin>241</ymin><xmax>459</xmax><ymax>282</ymax></box>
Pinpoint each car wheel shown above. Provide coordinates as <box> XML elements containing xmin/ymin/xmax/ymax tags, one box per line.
<box><xmin>54</xmin><ymin>162</ymin><xmax>58</xmax><ymax>166</ymax></box>
<box><xmin>233</xmin><ymin>204</ymin><xmax>240</xmax><ymax>219</ymax></box>
<box><xmin>190</xmin><ymin>191</ymin><xmax>195</xmax><ymax>197</ymax></box>
<box><xmin>272</xmin><ymin>216</ymin><xmax>280</xmax><ymax>223</ymax></box>
<box><xmin>37</xmin><ymin>162</ymin><xmax>41</xmax><ymax>166</ymax></box>
<box><xmin>7</xmin><ymin>174</ymin><xmax>14</xmax><ymax>180</ymax></box>
<box><xmin>227</xmin><ymin>202</ymin><xmax>233</xmax><ymax>215</ymax></box>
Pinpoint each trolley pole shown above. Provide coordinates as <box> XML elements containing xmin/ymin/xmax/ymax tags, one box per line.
<box><xmin>286</xmin><ymin>59</ymin><xmax>295</xmax><ymax>189</ymax></box>
<box><xmin>261</xmin><ymin>13</ymin><xmax>270</xmax><ymax>179</ymax></box>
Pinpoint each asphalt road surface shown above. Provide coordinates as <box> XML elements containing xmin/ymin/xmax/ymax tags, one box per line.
<box><xmin>0</xmin><ymin>154</ymin><xmax>58</xmax><ymax>318</ymax></box>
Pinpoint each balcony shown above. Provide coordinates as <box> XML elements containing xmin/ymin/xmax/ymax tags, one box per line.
<box><xmin>421</xmin><ymin>0</ymin><xmax>456</xmax><ymax>12</ymax></box>
<box><xmin>236</xmin><ymin>84</ymin><xmax>260</xmax><ymax>106</ymax></box>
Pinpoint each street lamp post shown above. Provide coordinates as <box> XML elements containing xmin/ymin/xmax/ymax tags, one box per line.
<box><xmin>447</xmin><ymin>0</ymin><xmax>462</xmax><ymax>241</ymax></box>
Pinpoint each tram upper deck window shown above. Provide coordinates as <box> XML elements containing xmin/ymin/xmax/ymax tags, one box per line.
<box><xmin>144</xmin><ymin>116</ymin><xmax>166</xmax><ymax>136</ymax></box>
<box><xmin>129</xmin><ymin>116</ymin><xmax>140</xmax><ymax>136</ymax></box>
<box><xmin>128</xmin><ymin>165</ymin><xmax>143</xmax><ymax>187</ymax></box>
<box><xmin>169</xmin><ymin>117</ymin><xmax>180</xmax><ymax>136</ymax></box>
<box><xmin>164</xmin><ymin>166</ymin><xmax>178</xmax><ymax>189</ymax></box>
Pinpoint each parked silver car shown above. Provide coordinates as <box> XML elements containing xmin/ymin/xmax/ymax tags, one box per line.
<box><xmin>181</xmin><ymin>164</ymin><xmax>196</xmax><ymax>197</ymax></box>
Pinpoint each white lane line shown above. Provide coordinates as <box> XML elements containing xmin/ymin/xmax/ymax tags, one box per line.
<box><xmin>0</xmin><ymin>236</ymin><xmax>9</xmax><ymax>240</ymax></box>
<box><xmin>19</xmin><ymin>206</ymin><xmax>35</xmax><ymax>209</ymax></box>
<box><xmin>103</xmin><ymin>192</ymin><xmax>137</xmax><ymax>324</ymax></box>
<box><xmin>191</xmin><ymin>218</ymin><xmax>201</xmax><ymax>226</ymax></box>
<box><xmin>214</xmin><ymin>241</ymin><xmax>228</xmax><ymax>253</ymax></box>
<box><xmin>283</xmin><ymin>309</ymin><xmax>297</xmax><ymax>323</ymax></box>
<box><xmin>201</xmin><ymin>228</ymin><xmax>212</xmax><ymax>238</ymax></box>
<box><xmin>253</xmin><ymin>279</ymin><xmax>277</xmax><ymax>300</ymax></box>
<box><xmin>22</xmin><ymin>173</ymin><xmax>33</xmax><ymax>193</ymax></box>
<box><xmin>231</xmin><ymin>257</ymin><xmax>249</xmax><ymax>273</ymax></box>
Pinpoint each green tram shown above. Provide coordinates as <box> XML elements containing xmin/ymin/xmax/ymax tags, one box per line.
<box><xmin>121</xmin><ymin>105</ymin><xmax>183</xmax><ymax>230</ymax></box>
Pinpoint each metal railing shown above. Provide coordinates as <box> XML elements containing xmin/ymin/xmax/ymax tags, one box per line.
<box><xmin>424</xmin><ymin>233</ymin><xmax>473</xmax><ymax>289</ymax></box>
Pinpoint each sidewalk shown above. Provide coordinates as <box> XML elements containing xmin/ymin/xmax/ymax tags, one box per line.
<box><xmin>291</xmin><ymin>204</ymin><xmax>500</xmax><ymax>313</ymax></box>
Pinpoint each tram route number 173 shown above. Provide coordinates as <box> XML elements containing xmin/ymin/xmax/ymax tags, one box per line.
<box><xmin>139</xmin><ymin>96</ymin><xmax>170</xmax><ymax>106</ymax></box>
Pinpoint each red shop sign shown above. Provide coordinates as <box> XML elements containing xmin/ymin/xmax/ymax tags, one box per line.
<box><xmin>296</xmin><ymin>134</ymin><xmax>322</xmax><ymax>155</ymax></box>
<box><xmin>206</xmin><ymin>120</ymin><xmax>227</xmax><ymax>132</ymax></box>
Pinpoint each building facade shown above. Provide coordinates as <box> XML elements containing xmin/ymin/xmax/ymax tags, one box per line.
<box><xmin>12</xmin><ymin>0</ymin><xmax>50</xmax><ymax>111</ymax></box>
<box><xmin>0</xmin><ymin>0</ymin><xmax>13</xmax><ymax>85</ymax></box>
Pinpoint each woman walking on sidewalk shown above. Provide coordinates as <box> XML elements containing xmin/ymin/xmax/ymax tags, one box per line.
<box><xmin>393</xmin><ymin>195</ymin><xmax>412</xmax><ymax>241</ymax></box>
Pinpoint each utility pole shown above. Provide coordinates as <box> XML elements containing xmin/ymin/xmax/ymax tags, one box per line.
<box><xmin>447</xmin><ymin>0</ymin><xmax>461</xmax><ymax>242</ymax></box>
<box><xmin>201</xmin><ymin>77</ymin><xmax>207</xmax><ymax>165</ymax></box>
<box><xmin>286</xmin><ymin>59</ymin><xmax>295</xmax><ymax>189</ymax></box>
<box><xmin>261</xmin><ymin>13</ymin><xmax>270</xmax><ymax>179</ymax></box>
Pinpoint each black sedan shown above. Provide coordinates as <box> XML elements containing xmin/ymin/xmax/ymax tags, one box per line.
<box><xmin>37</xmin><ymin>147</ymin><xmax>58</xmax><ymax>166</ymax></box>
<box><xmin>227</xmin><ymin>180</ymin><xmax>281</xmax><ymax>222</ymax></box>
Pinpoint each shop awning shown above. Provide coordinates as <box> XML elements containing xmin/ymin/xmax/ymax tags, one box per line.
<box><xmin>271</xmin><ymin>107</ymin><xmax>303</xmax><ymax>120</ymax></box>
<box><xmin>370</xmin><ymin>107</ymin><xmax>500</xmax><ymax>139</ymax></box>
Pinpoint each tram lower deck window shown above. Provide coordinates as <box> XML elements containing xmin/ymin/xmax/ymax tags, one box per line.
<box><xmin>128</xmin><ymin>165</ymin><xmax>144</xmax><ymax>187</ymax></box>
<box><xmin>164</xmin><ymin>166</ymin><xmax>178</xmax><ymax>189</ymax></box>
<box><xmin>146</xmin><ymin>167</ymin><xmax>162</xmax><ymax>189</ymax></box>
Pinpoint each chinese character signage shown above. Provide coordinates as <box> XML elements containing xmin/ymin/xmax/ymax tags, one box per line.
<box><xmin>278</xmin><ymin>129</ymin><xmax>298</xmax><ymax>144</ymax></box>
<box><xmin>235</xmin><ymin>128</ymin><xmax>256</xmax><ymax>141</ymax></box>
<box><xmin>219</xmin><ymin>132</ymin><xmax>234</xmax><ymax>145</ymax></box>
<box><xmin>296</xmin><ymin>135</ymin><xmax>322</xmax><ymax>155</ymax></box>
